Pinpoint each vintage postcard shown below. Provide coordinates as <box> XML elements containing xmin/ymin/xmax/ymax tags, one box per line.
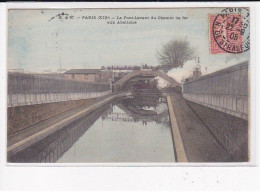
<box><xmin>7</xmin><ymin>7</ymin><xmax>250</xmax><ymax>164</ymax></box>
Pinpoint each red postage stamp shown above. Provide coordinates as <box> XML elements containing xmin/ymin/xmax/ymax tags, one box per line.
<box><xmin>209</xmin><ymin>8</ymin><xmax>250</xmax><ymax>54</ymax></box>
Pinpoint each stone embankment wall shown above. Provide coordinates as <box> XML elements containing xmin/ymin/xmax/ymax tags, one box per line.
<box><xmin>8</xmin><ymin>99</ymin><xmax>95</xmax><ymax>135</ymax></box>
<box><xmin>187</xmin><ymin>101</ymin><xmax>248</xmax><ymax>161</ymax></box>
<box><xmin>8</xmin><ymin>72</ymin><xmax>111</xmax><ymax>135</ymax></box>
<box><xmin>183</xmin><ymin>61</ymin><xmax>248</xmax><ymax>120</ymax></box>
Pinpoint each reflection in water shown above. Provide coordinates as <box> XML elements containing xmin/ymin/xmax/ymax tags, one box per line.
<box><xmin>9</xmin><ymin>94</ymin><xmax>175</xmax><ymax>163</ymax></box>
<box><xmin>8</xmin><ymin>104</ymin><xmax>112</xmax><ymax>163</ymax></box>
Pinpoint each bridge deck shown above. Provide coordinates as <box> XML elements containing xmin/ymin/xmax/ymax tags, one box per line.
<box><xmin>113</xmin><ymin>70</ymin><xmax>179</xmax><ymax>91</ymax></box>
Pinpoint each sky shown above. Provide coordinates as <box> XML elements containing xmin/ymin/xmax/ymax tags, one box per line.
<box><xmin>8</xmin><ymin>8</ymin><xmax>250</xmax><ymax>82</ymax></box>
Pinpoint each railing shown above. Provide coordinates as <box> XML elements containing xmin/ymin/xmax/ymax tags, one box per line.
<box><xmin>8</xmin><ymin>73</ymin><xmax>111</xmax><ymax>107</ymax></box>
<box><xmin>8</xmin><ymin>73</ymin><xmax>109</xmax><ymax>94</ymax></box>
<box><xmin>183</xmin><ymin>61</ymin><xmax>248</xmax><ymax>120</ymax></box>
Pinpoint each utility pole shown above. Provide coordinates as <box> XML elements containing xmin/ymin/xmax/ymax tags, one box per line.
<box><xmin>55</xmin><ymin>32</ymin><xmax>62</xmax><ymax>92</ymax></box>
<box><xmin>59</xmin><ymin>57</ymin><xmax>61</xmax><ymax>76</ymax></box>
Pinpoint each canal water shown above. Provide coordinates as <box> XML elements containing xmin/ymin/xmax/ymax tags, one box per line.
<box><xmin>9</xmin><ymin>94</ymin><xmax>175</xmax><ymax>163</ymax></box>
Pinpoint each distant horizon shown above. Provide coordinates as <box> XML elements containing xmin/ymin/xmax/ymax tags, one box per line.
<box><xmin>8</xmin><ymin>59</ymin><xmax>248</xmax><ymax>72</ymax></box>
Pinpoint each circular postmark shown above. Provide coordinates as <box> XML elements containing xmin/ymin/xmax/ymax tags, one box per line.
<box><xmin>212</xmin><ymin>7</ymin><xmax>250</xmax><ymax>53</ymax></box>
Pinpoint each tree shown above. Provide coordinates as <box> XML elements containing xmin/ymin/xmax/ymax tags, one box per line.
<box><xmin>157</xmin><ymin>38</ymin><xmax>195</xmax><ymax>73</ymax></box>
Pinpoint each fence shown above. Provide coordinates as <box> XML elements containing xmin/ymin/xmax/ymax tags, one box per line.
<box><xmin>183</xmin><ymin>61</ymin><xmax>248</xmax><ymax>120</ymax></box>
<box><xmin>8</xmin><ymin>73</ymin><xmax>111</xmax><ymax>107</ymax></box>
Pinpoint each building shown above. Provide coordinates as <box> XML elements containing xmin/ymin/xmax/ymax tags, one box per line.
<box><xmin>192</xmin><ymin>64</ymin><xmax>202</xmax><ymax>80</ymax></box>
<box><xmin>183</xmin><ymin>64</ymin><xmax>202</xmax><ymax>85</ymax></box>
<box><xmin>64</xmin><ymin>66</ymin><xmax>139</xmax><ymax>83</ymax></box>
<box><xmin>64</xmin><ymin>69</ymin><xmax>101</xmax><ymax>82</ymax></box>
<box><xmin>99</xmin><ymin>70</ymin><xmax>113</xmax><ymax>83</ymax></box>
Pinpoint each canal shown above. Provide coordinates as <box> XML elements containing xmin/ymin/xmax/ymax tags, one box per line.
<box><xmin>8</xmin><ymin>93</ymin><xmax>176</xmax><ymax>163</ymax></box>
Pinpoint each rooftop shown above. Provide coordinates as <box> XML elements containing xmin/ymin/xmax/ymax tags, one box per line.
<box><xmin>65</xmin><ymin>69</ymin><xmax>100</xmax><ymax>74</ymax></box>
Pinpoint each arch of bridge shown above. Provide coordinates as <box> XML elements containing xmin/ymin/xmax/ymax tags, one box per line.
<box><xmin>113</xmin><ymin>70</ymin><xmax>179</xmax><ymax>91</ymax></box>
